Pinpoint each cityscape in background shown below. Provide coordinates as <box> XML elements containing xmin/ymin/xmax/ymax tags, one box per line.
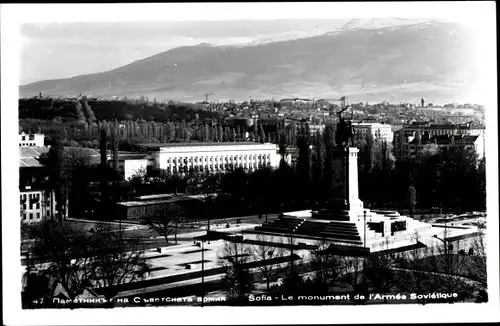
<box><xmin>18</xmin><ymin>17</ymin><xmax>488</xmax><ymax>309</ymax></box>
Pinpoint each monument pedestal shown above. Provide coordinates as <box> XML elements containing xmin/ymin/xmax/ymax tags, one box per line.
<box><xmin>313</xmin><ymin>147</ymin><xmax>365</xmax><ymax>223</ymax></box>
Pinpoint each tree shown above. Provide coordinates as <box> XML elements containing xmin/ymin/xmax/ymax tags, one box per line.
<box><xmin>24</xmin><ymin>221</ymin><xmax>152</xmax><ymax>306</ymax></box>
<box><xmin>322</xmin><ymin>123</ymin><xmax>337</xmax><ymax>198</ymax></box>
<box><xmin>47</xmin><ymin>135</ymin><xmax>70</xmax><ymax>223</ymax></box>
<box><xmin>88</xmin><ymin>224</ymin><xmax>151</xmax><ymax>301</ymax></box>
<box><xmin>278</xmin><ymin>131</ymin><xmax>288</xmax><ymax>161</ymax></box>
<box><xmin>437</xmin><ymin>146</ymin><xmax>480</xmax><ymax>213</ymax></box>
<box><xmin>217</xmin><ymin>241</ymin><xmax>254</xmax><ymax>302</ymax></box>
<box><xmin>310</xmin><ymin>241</ymin><xmax>343</xmax><ymax>294</ymax></box>
<box><xmin>365</xmin><ymin>237</ymin><xmax>395</xmax><ymax>303</ymax></box>
<box><xmin>203</xmin><ymin>123</ymin><xmax>210</xmax><ymax>142</ymax></box>
<box><xmin>99</xmin><ymin>128</ymin><xmax>108</xmax><ymax>168</ymax></box>
<box><xmin>339</xmin><ymin>254</ymin><xmax>367</xmax><ymax>298</ymax></box>
<box><xmin>467</xmin><ymin>232</ymin><xmax>487</xmax><ymax>288</ymax></box>
<box><xmin>146</xmin><ymin>203</ymin><xmax>185</xmax><ymax>244</ymax></box>
<box><xmin>26</xmin><ymin>221</ymin><xmax>96</xmax><ymax>302</ymax></box>
<box><xmin>66</xmin><ymin>148</ymin><xmax>94</xmax><ymax>217</ymax></box>
<box><xmin>408</xmin><ymin>185</ymin><xmax>417</xmax><ymax>219</ymax></box>
<box><xmin>218</xmin><ymin>125</ymin><xmax>224</xmax><ymax>142</ymax></box>
<box><xmin>251</xmin><ymin>235</ymin><xmax>285</xmax><ymax>291</ymax></box>
<box><xmin>235</xmin><ymin>125</ymin><xmax>241</xmax><ymax>141</ymax></box>
<box><xmin>172</xmin><ymin>215</ymin><xmax>187</xmax><ymax>244</ymax></box>
<box><xmin>398</xmin><ymin>232</ymin><xmax>435</xmax><ymax>303</ymax></box>
<box><xmin>429</xmin><ymin>238</ymin><xmax>473</xmax><ymax>302</ymax></box>
<box><xmin>258</xmin><ymin>124</ymin><xmax>266</xmax><ymax>143</ymax></box>
<box><xmin>296</xmin><ymin>127</ymin><xmax>311</xmax><ymax>204</ymax></box>
<box><xmin>311</xmin><ymin>131</ymin><xmax>325</xmax><ymax>204</ymax></box>
<box><xmin>360</xmin><ymin>132</ymin><xmax>375</xmax><ymax>174</ymax></box>
<box><xmin>414</xmin><ymin>131</ymin><xmax>422</xmax><ymax>156</ymax></box>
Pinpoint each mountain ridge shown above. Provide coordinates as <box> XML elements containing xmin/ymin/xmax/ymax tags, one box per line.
<box><xmin>20</xmin><ymin>21</ymin><xmax>480</xmax><ymax>103</ymax></box>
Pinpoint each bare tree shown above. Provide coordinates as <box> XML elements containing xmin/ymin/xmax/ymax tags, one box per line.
<box><xmin>217</xmin><ymin>241</ymin><xmax>254</xmax><ymax>301</ymax></box>
<box><xmin>467</xmin><ymin>232</ymin><xmax>487</xmax><ymax>289</ymax></box>
<box><xmin>310</xmin><ymin>240</ymin><xmax>343</xmax><ymax>293</ymax></box>
<box><xmin>146</xmin><ymin>203</ymin><xmax>185</xmax><ymax>245</ymax></box>
<box><xmin>430</xmin><ymin>237</ymin><xmax>473</xmax><ymax>302</ymax></box>
<box><xmin>23</xmin><ymin>221</ymin><xmax>152</xmax><ymax>306</ymax></box>
<box><xmin>398</xmin><ymin>232</ymin><xmax>435</xmax><ymax>303</ymax></box>
<box><xmin>408</xmin><ymin>185</ymin><xmax>417</xmax><ymax>219</ymax></box>
<box><xmin>365</xmin><ymin>236</ymin><xmax>395</xmax><ymax>303</ymax></box>
<box><xmin>88</xmin><ymin>224</ymin><xmax>151</xmax><ymax>301</ymax></box>
<box><xmin>172</xmin><ymin>215</ymin><xmax>187</xmax><ymax>244</ymax></box>
<box><xmin>251</xmin><ymin>235</ymin><xmax>285</xmax><ymax>291</ymax></box>
<box><xmin>339</xmin><ymin>255</ymin><xmax>366</xmax><ymax>289</ymax></box>
<box><xmin>27</xmin><ymin>221</ymin><xmax>97</xmax><ymax>301</ymax></box>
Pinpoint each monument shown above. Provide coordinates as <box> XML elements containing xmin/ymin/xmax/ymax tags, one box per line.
<box><xmin>313</xmin><ymin>107</ymin><xmax>363</xmax><ymax>220</ymax></box>
<box><xmin>250</xmin><ymin>109</ymin><xmax>479</xmax><ymax>253</ymax></box>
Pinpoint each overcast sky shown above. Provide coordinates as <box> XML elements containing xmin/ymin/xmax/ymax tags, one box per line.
<box><xmin>21</xmin><ymin>20</ymin><xmax>359</xmax><ymax>85</ymax></box>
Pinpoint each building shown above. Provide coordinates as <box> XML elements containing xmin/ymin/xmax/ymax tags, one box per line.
<box><xmin>20</xmin><ymin>184</ymin><xmax>58</xmax><ymax>224</ymax></box>
<box><xmin>19</xmin><ymin>132</ymin><xmax>45</xmax><ymax>147</ymax></box>
<box><xmin>400</xmin><ymin>122</ymin><xmax>485</xmax><ymax>137</ymax></box>
<box><xmin>116</xmin><ymin>194</ymin><xmax>205</xmax><ymax>221</ymax></box>
<box><xmin>280</xmin><ymin>98</ymin><xmax>312</xmax><ymax>106</ymax></box>
<box><xmin>352</xmin><ymin>123</ymin><xmax>393</xmax><ymax>143</ymax></box>
<box><xmin>19</xmin><ymin>146</ymin><xmax>59</xmax><ymax>224</ymax></box>
<box><xmin>18</xmin><ymin>138</ymin><xmax>150</xmax><ymax>223</ymax></box>
<box><xmin>111</xmin><ymin>153</ymin><xmax>151</xmax><ymax>180</ymax></box>
<box><xmin>395</xmin><ymin>123</ymin><xmax>486</xmax><ymax>159</ymax></box>
<box><xmin>307</xmin><ymin>124</ymin><xmax>326</xmax><ymax>136</ymax></box>
<box><xmin>402</xmin><ymin>134</ymin><xmax>485</xmax><ymax>159</ymax></box>
<box><xmin>138</xmin><ymin>142</ymin><xmax>281</xmax><ymax>174</ymax></box>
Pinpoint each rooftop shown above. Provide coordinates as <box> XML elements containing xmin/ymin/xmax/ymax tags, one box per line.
<box><xmin>117</xmin><ymin>196</ymin><xmax>198</xmax><ymax>207</ymax></box>
<box><xmin>137</xmin><ymin>141</ymin><xmax>272</xmax><ymax>149</ymax></box>
<box><xmin>352</xmin><ymin>122</ymin><xmax>390</xmax><ymax>127</ymax></box>
<box><xmin>405</xmin><ymin>123</ymin><xmax>485</xmax><ymax>130</ymax></box>
<box><xmin>410</xmin><ymin>134</ymin><xmax>479</xmax><ymax>145</ymax></box>
<box><xmin>20</xmin><ymin>146</ymin><xmax>152</xmax><ymax>168</ymax></box>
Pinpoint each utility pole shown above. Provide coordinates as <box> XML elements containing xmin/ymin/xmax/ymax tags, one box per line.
<box><xmin>201</xmin><ymin>239</ymin><xmax>205</xmax><ymax>307</ymax></box>
<box><xmin>363</xmin><ymin>210</ymin><xmax>367</xmax><ymax>248</ymax></box>
<box><xmin>204</xmin><ymin>93</ymin><xmax>214</xmax><ymax>102</ymax></box>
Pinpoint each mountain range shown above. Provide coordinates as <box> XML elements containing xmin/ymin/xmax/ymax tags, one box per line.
<box><xmin>20</xmin><ymin>21</ymin><xmax>480</xmax><ymax>104</ymax></box>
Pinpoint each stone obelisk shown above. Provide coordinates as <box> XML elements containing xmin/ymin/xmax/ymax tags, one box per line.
<box><xmin>312</xmin><ymin>108</ymin><xmax>364</xmax><ymax>221</ymax></box>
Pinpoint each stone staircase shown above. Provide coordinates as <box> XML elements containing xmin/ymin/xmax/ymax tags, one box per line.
<box><xmin>254</xmin><ymin>216</ymin><xmax>306</xmax><ymax>234</ymax></box>
<box><xmin>255</xmin><ymin>215</ymin><xmax>364</xmax><ymax>246</ymax></box>
<box><xmin>311</xmin><ymin>209</ymin><xmax>351</xmax><ymax>222</ymax></box>
<box><xmin>296</xmin><ymin>220</ymin><xmax>363</xmax><ymax>245</ymax></box>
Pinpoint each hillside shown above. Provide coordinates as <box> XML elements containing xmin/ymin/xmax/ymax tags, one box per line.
<box><xmin>20</xmin><ymin>22</ymin><xmax>480</xmax><ymax>103</ymax></box>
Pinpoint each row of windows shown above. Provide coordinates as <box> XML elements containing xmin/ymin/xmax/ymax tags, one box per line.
<box><xmin>21</xmin><ymin>203</ymin><xmax>41</xmax><ymax>210</ymax></box>
<box><xmin>20</xmin><ymin>193</ymin><xmax>41</xmax><ymax>200</ymax></box>
<box><xmin>167</xmin><ymin>162</ymin><xmax>270</xmax><ymax>172</ymax></box>
<box><xmin>21</xmin><ymin>135</ymin><xmax>35</xmax><ymax>141</ymax></box>
<box><xmin>19</xmin><ymin>143</ymin><xmax>38</xmax><ymax>147</ymax></box>
<box><xmin>165</xmin><ymin>154</ymin><xmax>271</xmax><ymax>164</ymax></box>
<box><xmin>22</xmin><ymin>212</ymin><xmax>51</xmax><ymax>220</ymax></box>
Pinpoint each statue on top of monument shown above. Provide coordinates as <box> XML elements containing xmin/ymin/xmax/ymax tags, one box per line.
<box><xmin>335</xmin><ymin>107</ymin><xmax>355</xmax><ymax>148</ymax></box>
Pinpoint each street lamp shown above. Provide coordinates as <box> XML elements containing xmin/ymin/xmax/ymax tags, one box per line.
<box><xmin>363</xmin><ymin>210</ymin><xmax>367</xmax><ymax>248</ymax></box>
<box><xmin>201</xmin><ymin>239</ymin><xmax>205</xmax><ymax>307</ymax></box>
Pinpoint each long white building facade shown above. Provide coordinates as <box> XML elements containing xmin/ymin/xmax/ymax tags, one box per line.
<box><xmin>145</xmin><ymin>142</ymin><xmax>282</xmax><ymax>174</ymax></box>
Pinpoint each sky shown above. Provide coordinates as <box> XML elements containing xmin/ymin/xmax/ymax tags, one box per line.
<box><xmin>20</xmin><ymin>20</ymin><xmax>354</xmax><ymax>85</ymax></box>
<box><xmin>16</xmin><ymin>2</ymin><xmax>490</xmax><ymax>86</ymax></box>
<box><xmin>19</xmin><ymin>16</ymin><xmax>467</xmax><ymax>85</ymax></box>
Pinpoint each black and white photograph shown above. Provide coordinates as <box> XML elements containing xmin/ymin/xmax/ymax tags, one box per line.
<box><xmin>1</xmin><ymin>2</ymin><xmax>499</xmax><ymax>325</ymax></box>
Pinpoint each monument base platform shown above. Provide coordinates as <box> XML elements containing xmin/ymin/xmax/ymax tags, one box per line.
<box><xmin>252</xmin><ymin>207</ymin><xmax>460</xmax><ymax>252</ymax></box>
